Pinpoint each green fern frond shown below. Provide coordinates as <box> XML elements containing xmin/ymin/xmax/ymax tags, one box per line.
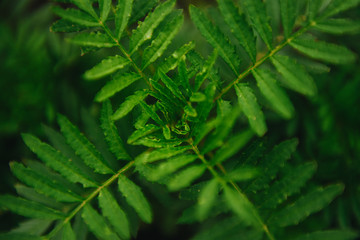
<box><xmin>191</xmin><ymin>0</ymin><xmax>358</xmax><ymax>135</ymax></box>
<box><xmin>1</xmin><ymin>0</ymin><xmax>360</xmax><ymax>239</ymax></box>
<box><xmin>1</xmin><ymin>111</ymin><xmax>154</xmax><ymax>239</ymax></box>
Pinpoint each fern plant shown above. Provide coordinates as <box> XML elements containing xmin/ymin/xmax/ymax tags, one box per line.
<box><xmin>0</xmin><ymin>0</ymin><xmax>359</xmax><ymax>239</ymax></box>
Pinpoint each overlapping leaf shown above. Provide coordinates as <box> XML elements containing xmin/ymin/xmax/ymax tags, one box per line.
<box><xmin>57</xmin><ymin>114</ymin><xmax>114</xmax><ymax>174</ymax></box>
<box><xmin>142</xmin><ymin>12</ymin><xmax>183</xmax><ymax>69</ymax></box>
<box><xmin>69</xmin><ymin>32</ymin><xmax>115</xmax><ymax>48</ymax></box>
<box><xmin>290</xmin><ymin>38</ymin><xmax>356</xmax><ymax>64</ymax></box>
<box><xmin>84</xmin><ymin>55</ymin><xmax>130</xmax><ymax>80</ymax></box>
<box><xmin>98</xmin><ymin>189</ymin><xmax>130</xmax><ymax>239</ymax></box>
<box><xmin>118</xmin><ymin>175</ymin><xmax>152</xmax><ymax>223</ymax></box>
<box><xmin>21</xmin><ymin>134</ymin><xmax>97</xmax><ymax>187</ymax></box>
<box><xmin>95</xmin><ymin>73</ymin><xmax>142</xmax><ymax>102</ymax></box>
<box><xmin>82</xmin><ymin>204</ymin><xmax>120</xmax><ymax>240</ymax></box>
<box><xmin>129</xmin><ymin>0</ymin><xmax>176</xmax><ymax>54</ymax></box>
<box><xmin>235</xmin><ymin>83</ymin><xmax>267</xmax><ymax>136</ymax></box>
<box><xmin>115</xmin><ymin>0</ymin><xmax>133</xmax><ymax>39</ymax></box>
<box><xmin>217</xmin><ymin>0</ymin><xmax>257</xmax><ymax>62</ymax></box>
<box><xmin>252</xmin><ymin>68</ymin><xmax>294</xmax><ymax>119</ymax></box>
<box><xmin>190</xmin><ymin>5</ymin><xmax>240</xmax><ymax>75</ymax></box>
<box><xmin>242</xmin><ymin>0</ymin><xmax>273</xmax><ymax>49</ymax></box>
<box><xmin>100</xmin><ymin>101</ymin><xmax>131</xmax><ymax>160</ymax></box>
<box><xmin>270</xmin><ymin>184</ymin><xmax>344</xmax><ymax>227</ymax></box>
<box><xmin>271</xmin><ymin>54</ymin><xmax>317</xmax><ymax>96</ymax></box>
<box><xmin>53</xmin><ymin>7</ymin><xmax>100</xmax><ymax>27</ymax></box>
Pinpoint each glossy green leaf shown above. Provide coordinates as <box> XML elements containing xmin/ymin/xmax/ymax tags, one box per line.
<box><xmin>118</xmin><ymin>175</ymin><xmax>152</xmax><ymax>223</ymax></box>
<box><xmin>142</xmin><ymin>13</ymin><xmax>183</xmax><ymax>69</ymax></box>
<box><xmin>42</xmin><ymin>125</ymin><xmax>103</xmax><ymax>185</ymax></box>
<box><xmin>298</xmin><ymin>58</ymin><xmax>331</xmax><ymax>74</ymax></box>
<box><xmin>135</xmin><ymin>146</ymin><xmax>192</xmax><ymax>164</ymax></box>
<box><xmin>139</xmin><ymin>101</ymin><xmax>164</xmax><ymax>126</ymax></box>
<box><xmin>252</xmin><ymin>68</ymin><xmax>294</xmax><ymax>119</ymax></box>
<box><xmin>178</xmin><ymin>58</ymin><xmax>190</xmax><ymax>91</ymax></box>
<box><xmin>192</xmin><ymin>83</ymin><xmax>217</xmax><ymax>137</ymax></box>
<box><xmin>127</xmin><ymin>124</ymin><xmax>160</xmax><ymax>144</ymax></box>
<box><xmin>53</xmin><ymin>7</ymin><xmax>100</xmax><ymax>27</ymax></box>
<box><xmin>270</xmin><ymin>184</ymin><xmax>344</xmax><ymax>227</ymax></box>
<box><xmin>314</xmin><ymin>18</ymin><xmax>360</xmax><ymax>34</ymax></box>
<box><xmin>271</xmin><ymin>55</ymin><xmax>316</xmax><ymax>96</ymax></box>
<box><xmin>101</xmin><ymin>101</ymin><xmax>130</xmax><ymax>160</ymax></box>
<box><xmin>95</xmin><ymin>73</ymin><xmax>141</xmax><ymax>102</ymax></box>
<box><xmin>223</xmin><ymin>186</ymin><xmax>261</xmax><ymax>227</ymax></box>
<box><xmin>158</xmin><ymin>41</ymin><xmax>195</xmax><ymax>74</ymax></box>
<box><xmin>156</xmin><ymin>96</ymin><xmax>178</xmax><ymax>116</ymax></box>
<box><xmin>307</xmin><ymin>0</ymin><xmax>323</xmax><ymax>21</ymax></box>
<box><xmin>99</xmin><ymin>0</ymin><xmax>111</xmax><ymax>22</ymax></box>
<box><xmin>290</xmin><ymin>38</ymin><xmax>356</xmax><ymax>64</ymax></box>
<box><xmin>69</xmin><ymin>32</ymin><xmax>115</xmax><ymax>48</ymax></box>
<box><xmin>217</xmin><ymin>0</ymin><xmax>256</xmax><ymax>62</ymax></box>
<box><xmin>129</xmin><ymin>0</ymin><xmax>158</xmax><ymax>25</ymax></box>
<box><xmin>190</xmin><ymin>92</ymin><xmax>206</xmax><ymax>102</ymax></box>
<box><xmin>294</xmin><ymin>230</ymin><xmax>358</xmax><ymax>240</ymax></box>
<box><xmin>50</xmin><ymin>19</ymin><xmax>88</xmax><ymax>32</ymax></box>
<box><xmin>84</xmin><ymin>55</ymin><xmax>130</xmax><ymax>80</ymax></box>
<box><xmin>149</xmin><ymin>155</ymin><xmax>198</xmax><ymax>181</ymax></box>
<box><xmin>82</xmin><ymin>204</ymin><xmax>120</xmax><ymax>240</ymax></box>
<box><xmin>21</xmin><ymin>134</ymin><xmax>97</xmax><ymax>187</ymax></box>
<box><xmin>307</xmin><ymin>0</ymin><xmax>322</xmax><ymax>21</ymax></box>
<box><xmin>279</xmin><ymin>0</ymin><xmax>296</xmax><ymax>38</ymax></box>
<box><xmin>162</xmin><ymin>123</ymin><xmax>171</xmax><ymax>140</ymax></box>
<box><xmin>225</xmin><ymin>167</ymin><xmax>259</xmax><ymax>182</ymax></box>
<box><xmin>159</xmin><ymin>71</ymin><xmax>186</xmax><ymax>102</ymax></box>
<box><xmin>10</xmin><ymin>162</ymin><xmax>82</xmax><ymax>202</ymax></box>
<box><xmin>113</xmin><ymin>90</ymin><xmax>148</xmax><ymax>120</ymax></box>
<box><xmin>150</xmin><ymin>80</ymin><xmax>184</xmax><ymax>108</ymax></box>
<box><xmin>184</xmin><ymin>104</ymin><xmax>197</xmax><ymax>117</ymax></box>
<box><xmin>194</xmin><ymin>49</ymin><xmax>218</xmax><ymax>91</ymax></box>
<box><xmin>10</xmin><ymin>218</ymin><xmax>53</xmax><ymax>236</ymax></box>
<box><xmin>210</xmin><ymin>129</ymin><xmax>254</xmax><ymax>165</ymax></box>
<box><xmin>168</xmin><ymin>165</ymin><xmax>206</xmax><ymax>191</ymax></box>
<box><xmin>261</xmin><ymin>162</ymin><xmax>316</xmax><ymax>209</ymax></box>
<box><xmin>98</xmin><ymin>189</ymin><xmax>130</xmax><ymax>239</ymax></box>
<box><xmin>25</xmin><ymin>160</ymin><xmax>82</xmax><ymax>196</ymax></box>
<box><xmin>130</xmin><ymin>0</ymin><xmax>176</xmax><ymax>54</ymax></box>
<box><xmin>62</xmin><ymin>222</ymin><xmax>76</xmax><ymax>240</ymax></box>
<box><xmin>197</xmin><ymin>179</ymin><xmax>219</xmax><ymax>220</ymax></box>
<box><xmin>190</xmin><ymin>5</ymin><xmax>240</xmax><ymax>75</ymax></box>
<box><xmin>242</xmin><ymin>0</ymin><xmax>273</xmax><ymax>49</ymax></box>
<box><xmin>132</xmin><ymin>136</ymin><xmax>183</xmax><ymax>148</ymax></box>
<box><xmin>70</xmin><ymin>0</ymin><xmax>97</xmax><ymax>17</ymax></box>
<box><xmin>0</xmin><ymin>195</ymin><xmax>64</xmax><ymax>220</ymax></box>
<box><xmin>235</xmin><ymin>83</ymin><xmax>267</xmax><ymax>136</ymax></box>
<box><xmin>57</xmin><ymin>114</ymin><xmax>113</xmax><ymax>174</ymax></box>
<box><xmin>322</xmin><ymin>0</ymin><xmax>360</xmax><ymax>18</ymax></box>
<box><xmin>15</xmin><ymin>185</ymin><xmax>63</xmax><ymax>211</ymax></box>
<box><xmin>115</xmin><ymin>0</ymin><xmax>133</xmax><ymax>39</ymax></box>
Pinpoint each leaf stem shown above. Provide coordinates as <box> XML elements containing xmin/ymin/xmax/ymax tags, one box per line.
<box><xmin>98</xmin><ymin>19</ymin><xmax>152</xmax><ymax>88</ymax></box>
<box><xmin>44</xmin><ymin>161</ymin><xmax>135</xmax><ymax>239</ymax></box>
<box><xmin>187</xmin><ymin>138</ymin><xmax>275</xmax><ymax>240</ymax></box>
<box><xmin>216</xmin><ymin>163</ymin><xmax>275</xmax><ymax>240</ymax></box>
<box><xmin>214</xmin><ymin>20</ymin><xmax>317</xmax><ymax>101</ymax></box>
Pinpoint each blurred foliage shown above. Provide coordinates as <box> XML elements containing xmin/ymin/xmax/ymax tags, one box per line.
<box><xmin>0</xmin><ymin>0</ymin><xmax>89</xmax><ymax>229</ymax></box>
